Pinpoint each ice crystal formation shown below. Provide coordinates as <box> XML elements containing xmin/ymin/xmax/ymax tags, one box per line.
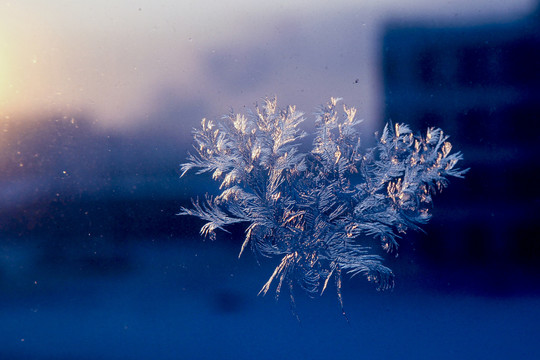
<box><xmin>180</xmin><ymin>97</ymin><xmax>466</xmax><ymax>313</ymax></box>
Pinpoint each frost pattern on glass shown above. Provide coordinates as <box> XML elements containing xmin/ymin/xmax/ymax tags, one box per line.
<box><xmin>180</xmin><ymin>97</ymin><xmax>467</xmax><ymax>313</ymax></box>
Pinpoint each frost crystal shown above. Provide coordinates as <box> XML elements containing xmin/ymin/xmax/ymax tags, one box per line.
<box><xmin>180</xmin><ymin>97</ymin><xmax>466</xmax><ymax>315</ymax></box>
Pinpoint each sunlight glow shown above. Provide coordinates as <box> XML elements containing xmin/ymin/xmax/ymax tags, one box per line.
<box><xmin>0</xmin><ymin>50</ymin><xmax>12</xmax><ymax>108</ymax></box>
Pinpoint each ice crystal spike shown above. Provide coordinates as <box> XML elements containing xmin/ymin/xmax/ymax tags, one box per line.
<box><xmin>180</xmin><ymin>97</ymin><xmax>467</xmax><ymax>313</ymax></box>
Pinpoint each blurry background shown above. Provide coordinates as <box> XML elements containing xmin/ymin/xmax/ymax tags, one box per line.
<box><xmin>1</xmin><ymin>1</ymin><xmax>539</xmax><ymax>359</ymax></box>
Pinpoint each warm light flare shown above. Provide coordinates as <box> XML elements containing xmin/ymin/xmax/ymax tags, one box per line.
<box><xmin>0</xmin><ymin>52</ymin><xmax>10</xmax><ymax>104</ymax></box>
<box><xmin>0</xmin><ymin>40</ymin><xmax>19</xmax><ymax>115</ymax></box>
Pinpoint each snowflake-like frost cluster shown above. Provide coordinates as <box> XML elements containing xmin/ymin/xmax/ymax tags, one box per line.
<box><xmin>180</xmin><ymin>97</ymin><xmax>466</xmax><ymax>313</ymax></box>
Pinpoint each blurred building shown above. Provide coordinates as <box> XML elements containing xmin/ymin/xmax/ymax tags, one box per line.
<box><xmin>382</xmin><ymin>6</ymin><xmax>540</xmax><ymax>272</ymax></box>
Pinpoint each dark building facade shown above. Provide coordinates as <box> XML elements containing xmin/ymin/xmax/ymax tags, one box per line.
<box><xmin>382</xmin><ymin>7</ymin><xmax>540</xmax><ymax>275</ymax></box>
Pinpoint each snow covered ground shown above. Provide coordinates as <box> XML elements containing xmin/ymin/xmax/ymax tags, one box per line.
<box><xmin>1</xmin><ymin>238</ymin><xmax>539</xmax><ymax>360</ymax></box>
